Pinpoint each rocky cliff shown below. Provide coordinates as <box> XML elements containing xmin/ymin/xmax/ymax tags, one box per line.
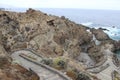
<box><xmin>0</xmin><ymin>8</ymin><xmax>115</xmax><ymax>80</ymax></box>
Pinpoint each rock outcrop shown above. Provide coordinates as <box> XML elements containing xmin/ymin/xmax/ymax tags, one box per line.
<box><xmin>0</xmin><ymin>61</ymin><xmax>39</xmax><ymax>80</ymax></box>
<box><xmin>113</xmin><ymin>40</ymin><xmax>120</xmax><ymax>50</ymax></box>
<box><xmin>0</xmin><ymin>8</ymin><xmax>115</xmax><ymax>80</ymax></box>
<box><xmin>0</xmin><ymin>31</ymin><xmax>39</xmax><ymax>80</ymax></box>
<box><xmin>90</xmin><ymin>28</ymin><xmax>110</xmax><ymax>41</ymax></box>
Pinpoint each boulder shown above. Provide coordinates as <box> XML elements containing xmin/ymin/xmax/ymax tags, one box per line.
<box><xmin>113</xmin><ymin>40</ymin><xmax>120</xmax><ymax>50</ymax></box>
<box><xmin>88</xmin><ymin>46</ymin><xmax>104</xmax><ymax>62</ymax></box>
<box><xmin>54</xmin><ymin>46</ymin><xmax>64</xmax><ymax>56</ymax></box>
<box><xmin>91</xmin><ymin>28</ymin><xmax>110</xmax><ymax>41</ymax></box>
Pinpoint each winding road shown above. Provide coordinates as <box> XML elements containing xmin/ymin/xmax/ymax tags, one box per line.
<box><xmin>11</xmin><ymin>49</ymin><xmax>71</xmax><ymax>80</ymax></box>
<box><xmin>11</xmin><ymin>49</ymin><xmax>120</xmax><ymax>80</ymax></box>
<box><xmin>87</xmin><ymin>49</ymin><xmax>120</xmax><ymax>80</ymax></box>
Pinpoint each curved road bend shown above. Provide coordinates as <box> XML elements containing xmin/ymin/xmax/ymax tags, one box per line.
<box><xmin>87</xmin><ymin>49</ymin><xmax>120</xmax><ymax>80</ymax></box>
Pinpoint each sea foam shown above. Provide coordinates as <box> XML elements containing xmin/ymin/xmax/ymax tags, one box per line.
<box><xmin>81</xmin><ymin>22</ymin><xmax>120</xmax><ymax>41</ymax></box>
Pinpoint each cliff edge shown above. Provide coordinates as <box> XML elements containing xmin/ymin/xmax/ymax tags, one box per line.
<box><xmin>0</xmin><ymin>8</ymin><xmax>116</xmax><ymax>80</ymax></box>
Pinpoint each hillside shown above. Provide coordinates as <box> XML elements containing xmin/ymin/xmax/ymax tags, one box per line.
<box><xmin>0</xmin><ymin>8</ymin><xmax>118</xmax><ymax>80</ymax></box>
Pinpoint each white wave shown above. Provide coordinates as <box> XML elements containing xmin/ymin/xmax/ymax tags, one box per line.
<box><xmin>101</xmin><ymin>27</ymin><xmax>120</xmax><ymax>40</ymax></box>
<box><xmin>81</xmin><ymin>22</ymin><xmax>93</xmax><ymax>26</ymax></box>
<box><xmin>86</xmin><ymin>25</ymin><xmax>120</xmax><ymax>40</ymax></box>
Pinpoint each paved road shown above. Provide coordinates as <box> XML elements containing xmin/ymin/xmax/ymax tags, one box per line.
<box><xmin>87</xmin><ymin>49</ymin><xmax>120</xmax><ymax>80</ymax></box>
<box><xmin>11</xmin><ymin>50</ymin><xmax>71</xmax><ymax>80</ymax></box>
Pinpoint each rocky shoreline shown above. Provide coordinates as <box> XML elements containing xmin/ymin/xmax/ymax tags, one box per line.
<box><xmin>0</xmin><ymin>8</ymin><xmax>120</xmax><ymax>80</ymax></box>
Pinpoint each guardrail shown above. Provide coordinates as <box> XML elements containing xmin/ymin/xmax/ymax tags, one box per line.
<box><xmin>86</xmin><ymin>56</ymin><xmax>107</xmax><ymax>69</ymax></box>
<box><xmin>19</xmin><ymin>52</ymin><xmax>71</xmax><ymax>80</ymax></box>
<box><xmin>88</xmin><ymin>63</ymin><xmax>110</xmax><ymax>74</ymax></box>
<box><xmin>112</xmin><ymin>54</ymin><xmax>120</xmax><ymax>67</ymax></box>
<box><xmin>11</xmin><ymin>48</ymin><xmax>44</xmax><ymax>58</ymax></box>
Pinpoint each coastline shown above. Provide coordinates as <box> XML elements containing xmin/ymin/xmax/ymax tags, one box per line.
<box><xmin>0</xmin><ymin>8</ymin><xmax>120</xmax><ymax>80</ymax></box>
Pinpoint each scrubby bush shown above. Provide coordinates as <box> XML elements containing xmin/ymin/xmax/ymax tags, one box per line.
<box><xmin>41</xmin><ymin>58</ymin><xmax>53</xmax><ymax>66</ymax></box>
<box><xmin>76</xmin><ymin>73</ymin><xmax>91</xmax><ymax>80</ymax></box>
<box><xmin>57</xmin><ymin>60</ymin><xmax>66</xmax><ymax>68</ymax></box>
<box><xmin>66</xmin><ymin>68</ymin><xmax>78</xmax><ymax>80</ymax></box>
<box><xmin>52</xmin><ymin>57</ymin><xmax>67</xmax><ymax>70</ymax></box>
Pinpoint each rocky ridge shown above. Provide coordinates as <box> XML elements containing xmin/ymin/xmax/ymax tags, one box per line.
<box><xmin>0</xmin><ymin>27</ymin><xmax>39</xmax><ymax>80</ymax></box>
<box><xmin>0</xmin><ymin>8</ymin><xmax>118</xmax><ymax>80</ymax></box>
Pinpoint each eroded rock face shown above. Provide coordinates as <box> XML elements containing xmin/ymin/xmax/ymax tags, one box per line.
<box><xmin>0</xmin><ymin>9</ymin><xmax>96</xmax><ymax>58</ymax></box>
<box><xmin>54</xmin><ymin>46</ymin><xmax>64</xmax><ymax>56</ymax></box>
<box><xmin>91</xmin><ymin>28</ymin><xmax>110</xmax><ymax>41</ymax></box>
<box><xmin>114</xmin><ymin>40</ymin><xmax>120</xmax><ymax>50</ymax></box>
<box><xmin>0</xmin><ymin>62</ymin><xmax>39</xmax><ymax>80</ymax></box>
<box><xmin>0</xmin><ymin>13</ymin><xmax>20</xmax><ymax>51</ymax></box>
<box><xmin>88</xmin><ymin>46</ymin><xmax>104</xmax><ymax>62</ymax></box>
<box><xmin>0</xmin><ymin>9</ymin><xmax>114</xmax><ymax>80</ymax></box>
<box><xmin>0</xmin><ymin>26</ymin><xmax>39</xmax><ymax>80</ymax></box>
<box><xmin>0</xmin><ymin>46</ymin><xmax>39</xmax><ymax>80</ymax></box>
<box><xmin>0</xmin><ymin>9</ymin><xmax>113</xmax><ymax>60</ymax></box>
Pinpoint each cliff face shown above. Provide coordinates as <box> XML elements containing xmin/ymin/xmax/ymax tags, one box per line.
<box><xmin>0</xmin><ymin>8</ymin><xmax>114</xmax><ymax>80</ymax></box>
<box><xmin>114</xmin><ymin>40</ymin><xmax>120</xmax><ymax>50</ymax></box>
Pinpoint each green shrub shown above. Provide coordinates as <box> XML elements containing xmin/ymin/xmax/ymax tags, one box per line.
<box><xmin>53</xmin><ymin>57</ymin><xmax>67</xmax><ymax>70</ymax></box>
<box><xmin>41</xmin><ymin>59</ymin><xmax>53</xmax><ymax>66</ymax></box>
<box><xmin>76</xmin><ymin>73</ymin><xmax>91</xmax><ymax>80</ymax></box>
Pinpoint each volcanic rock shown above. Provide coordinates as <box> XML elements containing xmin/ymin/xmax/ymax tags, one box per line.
<box><xmin>91</xmin><ymin>28</ymin><xmax>110</xmax><ymax>41</ymax></box>
<box><xmin>0</xmin><ymin>8</ymin><xmax>115</xmax><ymax>80</ymax></box>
